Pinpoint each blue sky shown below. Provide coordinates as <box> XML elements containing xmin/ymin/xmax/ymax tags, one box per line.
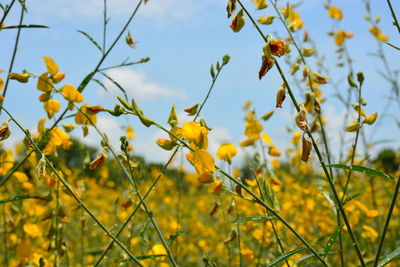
<box><xmin>1</xmin><ymin>0</ymin><xmax>399</xmax><ymax>167</ymax></box>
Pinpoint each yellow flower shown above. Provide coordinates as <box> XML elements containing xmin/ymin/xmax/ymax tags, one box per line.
<box><xmin>240</xmin><ymin>138</ymin><xmax>255</xmax><ymax>147</ymax></box>
<box><xmin>369</xmin><ymin>25</ymin><xmax>389</xmax><ymax>42</ymax></box>
<box><xmin>43</xmin><ymin>99</ymin><xmax>60</xmax><ymax>118</ymax></box>
<box><xmin>361</xmin><ymin>225</ymin><xmax>378</xmax><ymax>240</ymax></box>
<box><xmin>216</xmin><ymin>143</ymin><xmax>238</xmax><ymax>164</ymax></box>
<box><xmin>43</xmin><ymin>56</ymin><xmax>59</xmax><ymax>76</ymax></box>
<box><xmin>252</xmin><ymin>0</ymin><xmax>268</xmax><ymax>10</ymax></box>
<box><xmin>62</xmin><ymin>124</ymin><xmax>76</xmax><ymax>133</ymax></box>
<box><xmin>75</xmin><ymin>105</ymin><xmax>100</xmax><ymax>125</ymax></box>
<box><xmin>244</xmin><ymin>119</ymin><xmax>263</xmax><ymax>140</ymax></box>
<box><xmin>365</xmin><ymin>112</ymin><xmax>378</xmax><ymax>125</ymax></box>
<box><xmin>261</xmin><ymin>133</ymin><xmax>273</xmax><ymax>146</ymax></box>
<box><xmin>182</xmin><ymin>122</ymin><xmax>208</xmax><ymax>149</ymax></box>
<box><xmin>186</xmin><ymin>149</ymin><xmax>215</xmax><ymax>183</ymax></box>
<box><xmin>62</xmin><ymin>84</ymin><xmax>84</xmax><ymax>103</ymax></box>
<box><xmin>282</xmin><ymin>6</ymin><xmax>304</xmax><ymax>31</ymax></box>
<box><xmin>335</xmin><ymin>29</ymin><xmax>354</xmax><ymax>46</ymax></box>
<box><xmin>268</xmin><ymin>146</ymin><xmax>281</xmax><ymax>157</ymax></box>
<box><xmin>37</xmin><ymin>72</ymin><xmax>53</xmax><ymax>92</ymax></box>
<box><xmin>258</xmin><ymin>16</ymin><xmax>275</xmax><ymax>25</ymax></box>
<box><xmin>345</xmin><ymin>120</ymin><xmax>360</xmax><ymax>132</ymax></box>
<box><xmin>327</xmin><ymin>6</ymin><xmax>343</xmax><ymax>20</ymax></box>
<box><xmin>0</xmin><ymin>149</ymin><xmax>14</xmax><ymax>176</ymax></box>
<box><xmin>8</xmin><ymin>73</ymin><xmax>30</xmax><ymax>83</ymax></box>
<box><xmin>0</xmin><ymin>120</ymin><xmax>11</xmax><ymax>141</ymax></box>
<box><xmin>156</xmin><ymin>138</ymin><xmax>176</xmax><ymax>151</ymax></box>
<box><xmin>23</xmin><ymin>223</ymin><xmax>42</xmax><ymax>237</ymax></box>
<box><xmin>269</xmin><ymin>39</ymin><xmax>286</xmax><ymax>57</ymax></box>
<box><xmin>42</xmin><ymin>127</ymin><xmax>71</xmax><ymax>155</ymax></box>
<box><xmin>126</xmin><ymin>126</ymin><xmax>135</xmax><ymax>139</ymax></box>
<box><xmin>0</xmin><ymin>76</ymin><xmax>4</xmax><ymax>90</ymax></box>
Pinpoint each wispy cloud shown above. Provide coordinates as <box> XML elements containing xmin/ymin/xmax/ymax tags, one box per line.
<box><xmin>99</xmin><ymin>68</ymin><xmax>185</xmax><ymax>101</ymax></box>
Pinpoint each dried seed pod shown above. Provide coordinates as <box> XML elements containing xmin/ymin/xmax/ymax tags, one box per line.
<box><xmin>301</xmin><ymin>134</ymin><xmax>313</xmax><ymax>162</ymax></box>
<box><xmin>295</xmin><ymin>105</ymin><xmax>308</xmax><ymax>131</ymax></box>
<box><xmin>224</xmin><ymin>228</ymin><xmax>237</xmax><ymax>244</ymax></box>
<box><xmin>276</xmin><ymin>84</ymin><xmax>286</xmax><ymax>108</ymax></box>
<box><xmin>209</xmin><ymin>202</ymin><xmax>220</xmax><ymax>217</ymax></box>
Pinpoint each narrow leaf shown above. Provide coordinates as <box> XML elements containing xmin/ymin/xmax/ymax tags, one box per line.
<box><xmin>138</xmin><ymin>219</ymin><xmax>151</xmax><ymax>243</ymax></box>
<box><xmin>77</xmin><ymin>72</ymin><xmax>95</xmax><ymax>93</ymax></box>
<box><xmin>100</xmin><ymin>72</ymin><xmax>128</xmax><ymax>101</ymax></box>
<box><xmin>386</xmin><ymin>42</ymin><xmax>400</xmax><ymax>51</ymax></box>
<box><xmin>2</xmin><ymin>24</ymin><xmax>49</xmax><ymax>30</ymax></box>
<box><xmin>0</xmin><ymin>195</ymin><xmax>47</xmax><ymax>205</ymax></box>
<box><xmin>167</xmin><ymin>230</ymin><xmax>187</xmax><ymax>246</ymax></box>
<box><xmin>93</xmin><ymin>78</ymin><xmax>108</xmax><ymax>92</ymax></box>
<box><xmin>77</xmin><ymin>30</ymin><xmax>102</xmax><ymax>52</ymax></box>
<box><xmin>231</xmin><ymin>216</ymin><xmax>276</xmax><ymax>224</ymax></box>
<box><xmin>295</xmin><ymin>252</ymin><xmax>335</xmax><ymax>265</ymax></box>
<box><xmin>267</xmin><ymin>248</ymin><xmax>306</xmax><ymax>267</ymax></box>
<box><xmin>323</xmin><ymin>225</ymin><xmax>344</xmax><ymax>258</ymax></box>
<box><xmin>261</xmin><ymin>180</ymin><xmax>275</xmax><ymax>208</ymax></box>
<box><xmin>378</xmin><ymin>247</ymin><xmax>400</xmax><ymax>267</ymax></box>
<box><xmin>120</xmin><ymin>254</ymin><xmax>167</xmax><ymax>262</ymax></box>
<box><xmin>327</xmin><ymin>164</ymin><xmax>395</xmax><ymax>181</ymax></box>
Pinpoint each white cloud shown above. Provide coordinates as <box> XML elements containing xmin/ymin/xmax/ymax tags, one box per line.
<box><xmin>32</xmin><ymin>0</ymin><xmax>223</xmax><ymax>24</ymax></box>
<box><xmin>99</xmin><ymin>68</ymin><xmax>185</xmax><ymax>101</ymax></box>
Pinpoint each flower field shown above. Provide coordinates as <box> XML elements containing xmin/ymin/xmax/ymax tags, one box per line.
<box><xmin>0</xmin><ymin>0</ymin><xmax>399</xmax><ymax>266</ymax></box>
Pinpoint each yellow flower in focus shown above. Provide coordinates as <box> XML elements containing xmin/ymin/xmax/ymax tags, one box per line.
<box><xmin>8</xmin><ymin>73</ymin><xmax>30</xmax><ymax>83</ymax></box>
<box><xmin>62</xmin><ymin>84</ymin><xmax>84</xmax><ymax>103</ymax></box>
<box><xmin>369</xmin><ymin>25</ymin><xmax>389</xmax><ymax>42</ymax></box>
<box><xmin>37</xmin><ymin>72</ymin><xmax>53</xmax><ymax>92</ymax></box>
<box><xmin>327</xmin><ymin>6</ymin><xmax>343</xmax><ymax>20</ymax></box>
<box><xmin>364</xmin><ymin>112</ymin><xmax>378</xmax><ymax>125</ymax></box>
<box><xmin>42</xmin><ymin>127</ymin><xmax>72</xmax><ymax>155</ymax></box>
<box><xmin>43</xmin><ymin>56</ymin><xmax>59</xmax><ymax>76</ymax></box>
<box><xmin>182</xmin><ymin>122</ymin><xmax>208</xmax><ymax>149</ymax></box>
<box><xmin>186</xmin><ymin>149</ymin><xmax>215</xmax><ymax>183</ymax></box>
<box><xmin>216</xmin><ymin>143</ymin><xmax>238</xmax><ymax>164</ymax></box>
<box><xmin>23</xmin><ymin>223</ymin><xmax>42</xmax><ymax>237</ymax></box>
<box><xmin>75</xmin><ymin>105</ymin><xmax>99</xmax><ymax>125</ymax></box>
<box><xmin>43</xmin><ymin>99</ymin><xmax>60</xmax><ymax>118</ymax></box>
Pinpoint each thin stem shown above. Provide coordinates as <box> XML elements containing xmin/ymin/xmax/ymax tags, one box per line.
<box><xmin>93</xmin><ymin>149</ymin><xmax>179</xmax><ymax>266</ymax></box>
<box><xmin>386</xmin><ymin>0</ymin><xmax>400</xmax><ymax>36</ymax></box>
<box><xmin>0</xmin><ymin>0</ymin><xmax>144</xmax><ymax>187</ymax></box>
<box><xmin>0</xmin><ymin>2</ymin><xmax>24</xmax><ymax>117</ymax></box>
<box><xmin>103</xmin><ymin>0</ymin><xmax>107</xmax><ymax>53</ymax></box>
<box><xmin>54</xmin><ymin>179</ymin><xmax>61</xmax><ymax>266</ymax></box>
<box><xmin>341</xmin><ymin>82</ymin><xmax>363</xmax><ymax>200</ymax></box>
<box><xmin>0</xmin><ymin>106</ymin><xmax>143</xmax><ymax>266</ymax></box>
<box><xmin>372</xmin><ymin>176</ymin><xmax>400</xmax><ymax>267</ymax></box>
<box><xmin>2</xmin><ymin>204</ymin><xmax>8</xmax><ymax>267</ymax></box>
<box><xmin>0</xmin><ymin>0</ymin><xmax>16</xmax><ymax>25</ymax></box>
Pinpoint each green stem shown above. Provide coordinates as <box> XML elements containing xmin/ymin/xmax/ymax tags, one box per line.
<box><xmin>93</xmin><ymin>149</ymin><xmax>179</xmax><ymax>266</ymax></box>
<box><xmin>0</xmin><ymin>106</ymin><xmax>143</xmax><ymax>266</ymax></box>
<box><xmin>0</xmin><ymin>0</ymin><xmax>16</xmax><ymax>25</ymax></box>
<box><xmin>2</xmin><ymin>204</ymin><xmax>8</xmax><ymax>267</ymax></box>
<box><xmin>0</xmin><ymin>1</ymin><xmax>24</xmax><ymax>116</ymax></box>
<box><xmin>372</xmin><ymin>176</ymin><xmax>400</xmax><ymax>267</ymax></box>
<box><xmin>386</xmin><ymin>0</ymin><xmax>400</xmax><ymax>35</ymax></box>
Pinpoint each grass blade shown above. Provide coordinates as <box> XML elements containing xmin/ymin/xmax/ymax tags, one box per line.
<box><xmin>322</xmin><ymin>225</ymin><xmax>344</xmax><ymax>258</ymax></box>
<box><xmin>327</xmin><ymin>164</ymin><xmax>395</xmax><ymax>181</ymax></box>
<box><xmin>267</xmin><ymin>248</ymin><xmax>306</xmax><ymax>267</ymax></box>
<box><xmin>120</xmin><ymin>254</ymin><xmax>167</xmax><ymax>262</ymax></box>
<box><xmin>77</xmin><ymin>30</ymin><xmax>102</xmax><ymax>52</ymax></box>
<box><xmin>231</xmin><ymin>216</ymin><xmax>276</xmax><ymax>224</ymax></box>
<box><xmin>377</xmin><ymin>247</ymin><xmax>400</xmax><ymax>267</ymax></box>
<box><xmin>2</xmin><ymin>24</ymin><xmax>48</xmax><ymax>29</ymax></box>
<box><xmin>0</xmin><ymin>195</ymin><xmax>47</xmax><ymax>204</ymax></box>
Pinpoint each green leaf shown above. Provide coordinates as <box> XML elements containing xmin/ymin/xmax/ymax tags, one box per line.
<box><xmin>2</xmin><ymin>24</ymin><xmax>49</xmax><ymax>30</ymax></box>
<box><xmin>167</xmin><ymin>230</ymin><xmax>187</xmax><ymax>246</ymax></box>
<box><xmin>267</xmin><ymin>248</ymin><xmax>306</xmax><ymax>267</ymax></box>
<box><xmin>294</xmin><ymin>252</ymin><xmax>335</xmax><ymax>265</ymax></box>
<box><xmin>386</xmin><ymin>42</ymin><xmax>400</xmax><ymax>51</ymax></box>
<box><xmin>77</xmin><ymin>72</ymin><xmax>95</xmax><ymax>93</ymax></box>
<box><xmin>0</xmin><ymin>195</ymin><xmax>47</xmax><ymax>205</ymax></box>
<box><xmin>326</xmin><ymin>164</ymin><xmax>395</xmax><ymax>181</ymax></box>
<box><xmin>322</xmin><ymin>225</ymin><xmax>343</xmax><ymax>258</ymax></box>
<box><xmin>100</xmin><ymin>72</ymin><xmax>128</xmax><ymax>101</ymax></box>
<box><xmin>93</xmin><ymin>78</ymin><xmax>108</xmax><ymax>92</ymax></box>
<box><xmin>138</xmin><ymin>219</ymin><xmax>151</xmax><ymax>244</ymax></box>
<box><xmin>343</xmin><ymin>192</ymin><xmax>362</xmax><ymax>206</ymax></box>
<box><xmin>77</xmin><ymin>30</ymin><xmax>102</xmax><ymax>52</ymax></box>
<box><xmin>231</xmin><ymin>216</ymin><xmax>276</xmax><ymax>224</ymax></box>
<box><xmin>261</xmin><ymin>180</ymin><xmax>275</xmax><ymax>208</ymax></box>
<box><xmin>120</xmin><ymin>254</ymin><xmax>167</xmax><ymax>263</ymax></box>
<box><xmin>378</xmin><ymin>247</ymin><xmax>400</xmax><ymax>267</ymax></box>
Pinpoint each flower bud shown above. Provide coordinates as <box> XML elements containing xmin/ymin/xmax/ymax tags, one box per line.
<box><xmin>0</xmin><ymin>119</ymin><xmax>11</xmax><ymax>141</ymax></box>
<box><xmin>275</xmin><ymin>84</ymin><xmax>286</xmax><ymax>108</ymax></box>
<box><xmin>295</xmin><ymin>105</ymin><xmax>308</xmax><ymax>131</ymax></box>
<box><xmin>36</xmin><ymin>154</ymin><xmax>47</xmax><ymax>179</ymax></box>
<box><xmin>88</xmin><ymin>151</ymin><xmax>107</xmax><ymax>169</ymax></box>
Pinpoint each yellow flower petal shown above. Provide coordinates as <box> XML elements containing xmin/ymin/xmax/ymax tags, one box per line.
<box><xmin>216</xmin><ymin>143</ymin><xmax>238</xmax><ymax>163</ymax></box>
<box><xmin>62</xmin><ymin>84</ymin><xmax>84</xmax><ymax>103</ymax></box>
<box><xmin>43</xmin><ymin>99</ymin><xmax>60</xmax><ymax>118</ymax></box>
<box><xmin>43</xmin><ymin>56</ymin><xmax>59</xmax><ymax>76</ymax></box>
